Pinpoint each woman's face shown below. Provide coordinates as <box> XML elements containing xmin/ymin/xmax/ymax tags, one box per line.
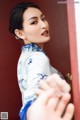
<box><xmin>21</xmin><ymin>7</ymin><xmax>50</xmax><ymax>45</ymax></box>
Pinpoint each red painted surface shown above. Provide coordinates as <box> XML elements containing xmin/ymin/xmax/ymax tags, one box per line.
<box><xmin>67</xmin><ymin>0</ymin><xmax>80</xmax><ymax>119</ymax></box>
<box><xmin>0</xmin><ymin>0</ymin><xmax>74</xmax><ymax>119</ymax></box>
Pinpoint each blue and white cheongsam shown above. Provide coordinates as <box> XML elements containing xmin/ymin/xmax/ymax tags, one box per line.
<box><xmin>17</xmin><ymin>43</ymin><xmax>63</xmax><ymax>120</ymax></box>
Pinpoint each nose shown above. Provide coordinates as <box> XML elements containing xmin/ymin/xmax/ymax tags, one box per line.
<box><xmin>40</xmin><ymin>20</ymin><xmax>47</xmax><ymax>29</ymax></box>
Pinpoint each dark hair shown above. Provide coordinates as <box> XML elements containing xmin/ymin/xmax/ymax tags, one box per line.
<box><xmin>9</xmin><ymin>2</ymin><xmax>40</xmax><ymax>34</ymax></box>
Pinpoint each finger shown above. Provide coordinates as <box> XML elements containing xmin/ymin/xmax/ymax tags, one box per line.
<box><xmin>46</xmin><ymin>74</ymin><xmax>71</xmax><ymax>93</ymax></box>
<box><xmin>47</xmin><ymin>90</ymin><xmax>65</xmax><ymax>110</ymax></box>
<box><xmin>47</xmin><ymin>97</ymin><xmax>59</xmax><ymax>110</ymax></box>
<box><xmin>63</xmin><ymin>103</ymin><xmax>74</xmax><ymax>120</ymax></box>
<box><xmin>35</xmin><ymin>88</ymin><xmax>63</xmax><ymax>98</ymax></box>
<box><xmin>39</xmin><ymin>80</ymin><xmax>50</xmax><ymax>90</ymax></box>
<box><xmin>52</xmin><ymin>74</ymin><xmax>70</xmax><ymax>92</ymax></box>
<box><xmin>56</xmin><ymin>93</ymin><xmax>71</xmax><ymax>116</ymax></box>
<box><xmin>35</xmin><ymin>88</ymin><xmax>44</xmax><ymax>96</ymax></box>
<box><xmin>36</xmin><ymin>89</ymin><xmax>55</xmax><ymax>105</ymax></box>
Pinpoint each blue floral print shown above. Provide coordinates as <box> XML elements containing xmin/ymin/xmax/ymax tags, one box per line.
<box><xmin>17</xmin><ymin>43</ymin><xmax>60</xmax><ymax>120</ymax></box>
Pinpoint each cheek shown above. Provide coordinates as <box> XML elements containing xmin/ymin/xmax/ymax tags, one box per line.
<box><xmin>23</xmin><ymin>25</ymin><xmax>40</xmax><ymax>37</ymax></box>
<box><xmin>27</xmin><ymin>26</ymin><xmax>37</xmax><ymax>33</ymax></box>
<box><xmin>28</xmin><ymin>28</ymin><xmax>39</xmax><ymax>36</ymax></box>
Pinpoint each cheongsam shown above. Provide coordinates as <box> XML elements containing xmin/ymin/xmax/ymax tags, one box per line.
<box><xmin>17</xmin><ymin>43</ymin><xmax>63</xmax><ymax>120</ymax></box>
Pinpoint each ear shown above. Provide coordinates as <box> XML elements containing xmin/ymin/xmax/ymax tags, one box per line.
<box><xmin>14</xmin><ymin>29</ymin><xmax>25</xmax><ymax>39</ymax></box>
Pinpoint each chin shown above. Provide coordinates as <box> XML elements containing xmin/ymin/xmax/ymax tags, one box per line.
<box><xmin>45</xmin><ymin>37</ymin><xmax>50</xmax><ymax>42</ymax></box>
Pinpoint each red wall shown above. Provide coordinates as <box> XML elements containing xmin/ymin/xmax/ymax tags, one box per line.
<box><xmin>0</xmin><ymin>0</ymin><xmax>70</xmax><ymax>119</ymax></box>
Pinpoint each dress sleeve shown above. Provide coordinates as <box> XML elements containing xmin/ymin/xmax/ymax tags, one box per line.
<box><xmin>23</xmin><ymin>52</ymin><xmax>51</xmax><ymax>100</ymax></box>
<box><xmin>19</xmin><ymin>52</ymin><xmax>52</xmax><ymax>120</ymax></box>
<box><xmin>27</xmin><ymin>52</ymin><xmax>51</xmax><ymax>90</ymax></box>
<box><xmin>20</xmin><ymin>52</ymin><xmax>51</xmax><ymax>117</ymax></box>
<box><xmin>20</xmin><ymin>51</ymin><xmax>52</xmax><ymax>103</ymax></box>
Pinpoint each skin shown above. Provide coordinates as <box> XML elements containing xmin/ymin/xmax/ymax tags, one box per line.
<box><xmin>15</xmin><ymin>7</ymin><xmax>50</xmax><ymax>49</ymax></box>
<box><xmin>36</xmin><ymin>74</ymin><xmax>71</xmax><ymax>96</ymax></box>
<box><xmin>27</xmin><ymin>74</ymin><xmax>74</xmax><ymax>120</ymax></box>
<box><xmin>27</xmin><ymin>86</ymin><xmax>74</xmax><ymax>120</ymax></box>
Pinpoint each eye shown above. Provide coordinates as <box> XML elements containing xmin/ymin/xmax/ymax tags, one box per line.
<box><xmin>31</xmin><ymin>21</ymin><xmax>38</xmax><ymax>25</ymax></box>
<box><xmin>42</xmin><ymin>16</ymin><xmax>47</xmax><ymax>21</ymax></box>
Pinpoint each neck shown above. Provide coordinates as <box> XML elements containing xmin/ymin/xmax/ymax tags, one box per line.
<box><xmin>36</xmin><ymin>43</ymin><xmax>44</xmax><ymax>50</ymax></box>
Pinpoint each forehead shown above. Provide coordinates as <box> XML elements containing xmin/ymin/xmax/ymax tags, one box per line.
<box><xmin>23</xmin><ymin>7</ymin><xmax>43</xmax><ymax>20</ymax></box>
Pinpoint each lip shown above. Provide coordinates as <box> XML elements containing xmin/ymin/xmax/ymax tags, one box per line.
<box><xmin>41</xmin><ymin>30</ymin><xmax>49</xmax><ymax>36</ymax></box>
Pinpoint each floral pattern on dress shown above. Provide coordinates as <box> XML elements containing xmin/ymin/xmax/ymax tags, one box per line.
<box><xmin>17</xmin><ymin>43</ymin><xmax>61</xmax><ymax>118</ymax></box>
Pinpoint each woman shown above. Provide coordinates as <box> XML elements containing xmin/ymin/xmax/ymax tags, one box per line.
<box><xmin>9</xmin><ymin>2</ymin><xmax>69</xmax><ymax>120</ymax></box>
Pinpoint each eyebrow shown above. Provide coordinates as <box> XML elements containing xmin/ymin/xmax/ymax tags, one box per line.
<box><xmin>28</xmin><ymin>14</ymin><xmax>44</xmax><ymax>21</ymax></box>
<box><xmin>28</xmin><ymin>16</ymin><xmax>37</xmax><ymax>21</ymax></box>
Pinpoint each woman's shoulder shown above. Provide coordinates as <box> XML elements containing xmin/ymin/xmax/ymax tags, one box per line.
<box><xmin>30</xmin><ymin>51</ymin><xmax>50</xmax><ymax>62</ymax></box>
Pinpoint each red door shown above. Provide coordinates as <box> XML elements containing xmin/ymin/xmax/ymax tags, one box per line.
<box><xmin>0</xmin><ymin>0</ymin><xmax>79</xmax><ymax>119</ymax></box>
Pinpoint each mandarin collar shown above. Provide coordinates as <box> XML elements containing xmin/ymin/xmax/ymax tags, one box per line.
<box><xmin>21</xmin><ymin>43</ymin><xmax>45</xmax><ymax>53</ymax></box>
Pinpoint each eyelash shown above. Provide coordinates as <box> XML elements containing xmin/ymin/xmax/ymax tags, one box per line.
<box><xmin>42</xmin><ymin>17</ymin><xmax>46</xmax><ymax>21</ymax></box>
<box><xmin>30</xmin><ymin>17</ymin><xmax>47</xmax><ymax>25</ymax></box>
<box><xmin>31</xmin><ymin>21</ymin><xmax>37</xmax><ymax>25</ymax></box>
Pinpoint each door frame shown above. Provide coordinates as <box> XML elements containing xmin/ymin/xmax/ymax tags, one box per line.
<box><xmin>67</xmin><ymin>0</ymin><xmax>80</xmax><ymax>119</ymax></box>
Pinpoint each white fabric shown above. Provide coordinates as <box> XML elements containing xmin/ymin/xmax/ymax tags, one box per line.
<box><xmin>17</xmin><ymin>44</ymin><xmax>59</xmax><ymax>112</ymax></box>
